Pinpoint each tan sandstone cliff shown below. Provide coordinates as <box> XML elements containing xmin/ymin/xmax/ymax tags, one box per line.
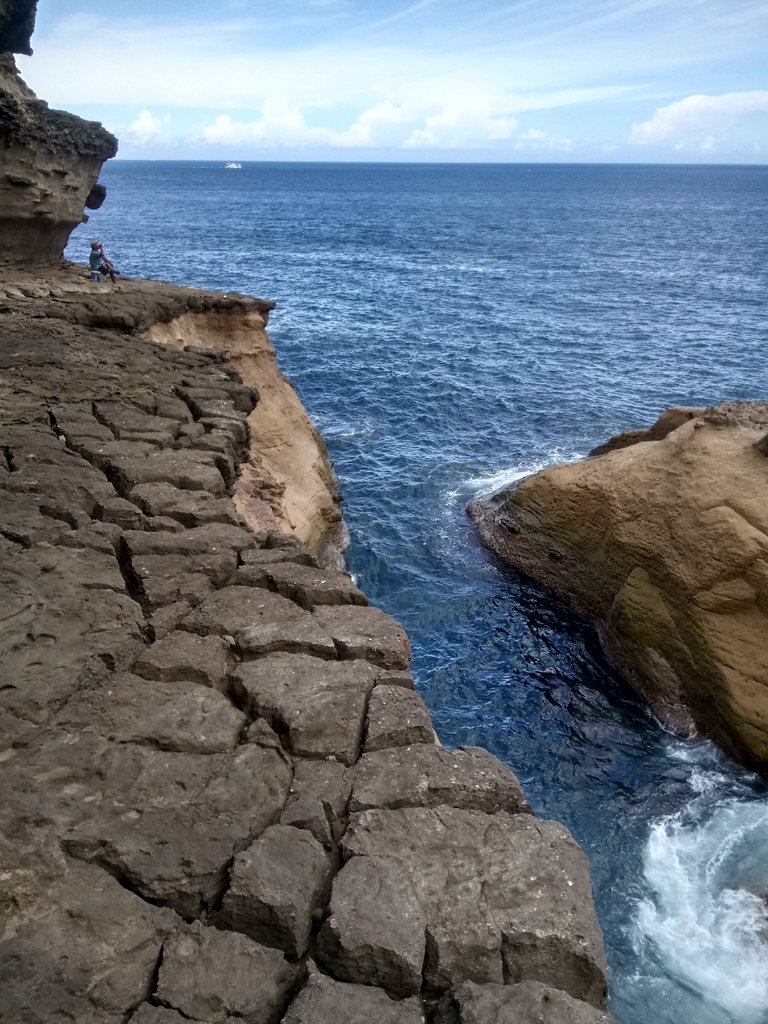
<box><xmin>469</xmin><ymin>402</ymin><xmax>768</xmax><ymax>770</ymax></box>
<box><xmin>149</xmin><ymin>308</ymin><xmax>346</xmax><ymax>565</ymax></box>
<box><xmin>0</xmin><ymin>3</ymin><xmax>116</xmax><ymax>266</ymax></box>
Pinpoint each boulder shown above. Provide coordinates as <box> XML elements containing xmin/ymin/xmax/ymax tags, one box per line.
<box><xmin>63</xmin><ymin>744</ymin><xmax>292</xmax><ymax>917</ymax></box>
<box><xmin>282</xmin><ymin>963</ymin><xmax>425</xmax><ymax>1024</ymax></box>
<box><xmin>54</xmin><ymin>671</ymin><xmax>245</xmax><ymax>754</ymax></box>
<box><xmin>434</xmin><ymin>980</ymin><xmax>614</xmax><ymax>1024</ymax></box>
<box><xmin>123</xmin><ymin>523</ymin><xmax>255</xmax><ymax>556</ymax></box>
<box><xmin>258</xmin><ymin>561</ymin><xmax>368</xmax><ymax>611</ymax></box>
<box><xmin>132</xmin><ymin>630</ymin><xmax>232</xmax><ymax>691</ymax></box>
<box><xmin>130</xmin><ymin>550</ymin><xmax>237</xmax><ymax>609</ymax></box>
<box><xmin>180</xmin><ymin>586</ymin><xmax>306</xmax><ymax>637</ymax></box>
<box><xmin>365</xmin><ymin>684</ymin><xmax>436</xmax><ymax>751</ymax></box>
<box><xmin>316</xmin><ymin>853</ymin><xmax>427</xmax><ymax>996</ymax></box>
<box><xmin>156</xmin><ymin>921</ymin><xmax>298</xmax><ymax>1024</ymax></box>
<box><xmin>218</xmin><ymin>824</ymin><xmax>332</xmax><ymax>956</ymax></box>
<box><xmin>230</xmin><ymin>653</ymin><xmax>380</xmax><ymax>765</ymax></box>
<box><xmin>236</xmin><ymin>618</ymin><xmax>338</xmax><ymax>660</ymax></box>
<box><xmin>469</xmin><ymin>401</ymin><xmax>768</xmax><ymax>769</ymax></box>
<box><xmin>313</xmin><ymin>604</ymin><xmax>412</xmax><ymax>669</ymax></box>
<box><xmin>319</xmin><ymin>807</ymin><xmax>608</xmax><ymax>1007</ymax></box>
<box><xmin>350</xmin><ymin>744</ymin><xmax>531</xmax><ymax>815</ymax></box>
<box><xmin>280</xmin><ymin>758</ymin><xmax>353</xmax><ymax>851</ymax></box>
<box><xmin>130</xmin><ymin>481</ymin><xmax>240</xmax><ymax>527</ymax></box>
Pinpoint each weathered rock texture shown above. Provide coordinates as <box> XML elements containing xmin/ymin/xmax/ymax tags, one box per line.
<box><xmin>149</xmin><ymin>308</ymin><xmax>346</xmax><ymax>565</ymax></box>
<box><xmin>0</xmin><ymin>2</ymin><xmax>117</xmax><ymax>266</ymax></box>
<box><xmin>0</xmin><ymin>267</ymin><xmax>612</xmax><ymax>1022</ymax></box>
<box><xmin>469</xmin><ymin>402</ymin><xmax>768</xmax><ymax>769</ymax></box>
<box><xmin>0</xmin><ymin>0</ymin><xmax>36</xmax><ymax>54</ymax></box>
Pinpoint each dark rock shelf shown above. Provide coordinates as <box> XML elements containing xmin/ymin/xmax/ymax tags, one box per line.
<box><xmin>0</xmin><ymin>271</ymin><xmax>612</xmax><ymax>1023</ymax></box>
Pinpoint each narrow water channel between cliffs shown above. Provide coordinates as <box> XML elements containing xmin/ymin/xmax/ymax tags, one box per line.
<box><xmin>69</xmin><ymin>159</ymin><xmax>768</xmax><ymax>1024</ymax></box>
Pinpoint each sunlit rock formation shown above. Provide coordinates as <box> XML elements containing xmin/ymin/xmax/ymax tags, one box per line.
<box><xmin>469</xmin><ymin>401</ymin><xmax>768</xmax><ymax>769</ymax></box>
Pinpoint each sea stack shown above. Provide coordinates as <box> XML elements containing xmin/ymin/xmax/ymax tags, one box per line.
<box><xmin>0</xmin><ymin>0</ymin><xmax>116</xmax><ymax>266</ymax></box>
<box><xmin>469</xmin><ymin>401</ymin><xmax>768</xmax><ymax>769</ymax></box>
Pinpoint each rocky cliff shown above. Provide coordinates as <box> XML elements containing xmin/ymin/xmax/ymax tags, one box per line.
<box><xmin>0</xmin><ymin>7</ymin><xmax>614</xmax><ymax>1019</ymax></box>
<box><xmin>0</xmin><ymin>0</ymin><xmax>116</xmax><ymax>266</ymax></box>
<box><xmin>0</xmin><ymin>266</ymin><xmax>613</xmax><ymax>1023</ymax></box>
<box><xmin>149</xmin><ymin>309</ymin><xmax>346</xmax><ymax>565</ymax></box>
<box><xmin>469</xmin><ymin>402</ymin><xmax>768</xmax><ymax>770</ymax></box>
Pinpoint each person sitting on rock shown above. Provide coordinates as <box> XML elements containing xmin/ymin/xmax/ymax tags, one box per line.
<box><xmin>89</xmin><ymin>240</ymin><xmax>118</xmax><ymax>284</ymax></box>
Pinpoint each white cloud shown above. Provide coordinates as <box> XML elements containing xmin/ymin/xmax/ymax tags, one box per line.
<box><xmin>201</xmin><ymin>99</ymin><xmax>371</xmax><ymax>149</ymax></box>
<box><xmin>199</xmin><ymin>97</ymin><xmax>576</xmax><ymax>154</ymax></box>
<box><xmin>19</xmin><ymin>14</ymin><xmax>642</xmax><ymax>115</ymax></box>
<box><xmin>18</xmin><ymin>4</ymin><xmax>768</xmax><ymax>160</ymax></box>
<box><xmin>630</xmin><ymin>91</ymin><xmax>768</xmax><ymax>150</ymax></box>
<box><xmin>512</xmin><ymin>128</ymin><xmax>573</xmax><ymax>152</ymax></box>
<box><xmin>202</xmin><ymin>96</ymin><xmax>536</xmax><ymax>153</ymax></box>
<box><xmin>127</xmin><ymin>109</ymin><xmax>167</xmax><ymax>146</ymax></box>
<box><xmin>403</xmin><ymin>104</ymin><xmax>518</xmax><ymax>149</ymax></box>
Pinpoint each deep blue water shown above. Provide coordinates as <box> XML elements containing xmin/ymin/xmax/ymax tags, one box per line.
<box><xmin>69</xmin><ymin>161</ymin><xmax>768</xmax><ymax>1024</ymax></box>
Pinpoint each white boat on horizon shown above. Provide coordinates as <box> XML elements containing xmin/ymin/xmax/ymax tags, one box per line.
<box><xmin>225</xmin><ymin>162</ymin><xmax>242</xmax><ymax>169</ymax></box>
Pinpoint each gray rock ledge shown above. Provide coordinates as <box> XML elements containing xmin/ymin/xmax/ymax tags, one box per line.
<box><xmin>0</xmin><ymin>271</ymin><xmax>612</xmax><ymax>1023</ymax></box>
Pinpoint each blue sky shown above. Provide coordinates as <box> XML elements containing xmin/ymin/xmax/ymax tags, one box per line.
<box><xmin>18</xmin><ymin>0</ymin><xmax>768</xmax><ymax>162</ymax></box>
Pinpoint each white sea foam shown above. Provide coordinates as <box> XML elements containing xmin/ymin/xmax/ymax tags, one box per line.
<box><xmin>465</xmin><ymin>464</ymin><xmax>540</xmax><ymax>495</ymax></box>
<box><xmin>634</xmin><ymin>786</ymin><xmax>768</xmax><ymax>1023</ymax></box>
<box><xmin>463</xmin><ymin>449</ymin><xmax>584</xmax><ymax>500</ymax></box>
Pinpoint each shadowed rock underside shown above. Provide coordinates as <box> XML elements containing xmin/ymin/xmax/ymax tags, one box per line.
<box><xmin>0</xmin><ymin>1</ymin><xmax>117</xmax><ymax>266</ymax></box>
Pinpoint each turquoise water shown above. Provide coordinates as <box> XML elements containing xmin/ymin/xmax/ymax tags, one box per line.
<box><xmin>70</xmin><ymin>161</ymin><xmax>768</xmax><ymax>1023</ymax></box>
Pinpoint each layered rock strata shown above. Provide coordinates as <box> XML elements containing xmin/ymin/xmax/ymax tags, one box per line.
<box><xmin>0</xmin><ymin>269</ymin><xmax>612</xmax><ymax>1023</ymax></box>
<box><xmin>469</xmin><ymin>402</ymin><xmax>768</xmax><ymax>769</ymax></box>
<box><xmin>0</xmin><ymin>0</ymin><xmax>117</xmax><ymax>266</ymax></box>
<box><xmin>149</xmin><ymin>308</ymin><xmax>345</xmax><ymax>564</ymax></box>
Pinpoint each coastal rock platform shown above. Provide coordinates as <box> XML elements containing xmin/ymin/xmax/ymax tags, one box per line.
<box><xmin>469</xmin><ymin>402</ymin><xmax>768</xmax><ymax>769</ymax></box>
<box><xmin>0</xmin><ymin>268</ymin><xmax>611</xmax><ymax>1023</ymax></box>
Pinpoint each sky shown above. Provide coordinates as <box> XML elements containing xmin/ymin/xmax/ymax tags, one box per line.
<box><xmin>17</xmin><ymin>0</ymin><xmax>768</xmax><ymax>163</ymax></box>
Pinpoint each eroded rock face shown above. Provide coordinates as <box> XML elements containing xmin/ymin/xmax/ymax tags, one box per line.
<box><xmin>0</xmin><ymin>0</ymin><xmax>36</xmax><ymax>54</ymax></box>
<box><xmin>283</xmin><ymin>964</ymin><xmax>426</xmax><ymax>1024</ymax></box>
<box><xmin>148</xmin><ymin>308</ymin><xmax>348</xmax><ymax>566</ymax></box>
<box><xmin>319</xmin><ymin>807</ymin><xmax>608</xmax><ymax>1006</ymax></box>
<box><xmin>0</xmin><ymin>269</ymin><xmax>613</xmax><ymax>1022</ymax></box>
<box><xmin>435</xmin><ymin>980</ymin><xmax>614</xmax><ymax>1024</ymax></box>
<box><xmin>469</xmin><ymin>401</ymin><xmax>768</xmax><ymax>769</ymax></box>
<box><xmin>0</xmin><ymin>3</ymin><xmax>116</xmax><ymax>266</ymax></box>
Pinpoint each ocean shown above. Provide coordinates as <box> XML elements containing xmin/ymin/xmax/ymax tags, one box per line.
<box><xmin>69</xmin><ymin>161</ymin><xmax>768</xmax><ymax>1024</ymax></box>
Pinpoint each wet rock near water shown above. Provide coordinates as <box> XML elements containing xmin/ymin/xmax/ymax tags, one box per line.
<box><xmin>468</xmin><ymin>401</ymin><xmax>768</xmax><ymax>770</ymax></box>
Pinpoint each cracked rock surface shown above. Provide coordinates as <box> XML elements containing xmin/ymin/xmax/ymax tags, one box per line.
<box><xmin>0</xmin><ymin>271</ymin><xmax>612</xmax><ymax>1023</ymax></box>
